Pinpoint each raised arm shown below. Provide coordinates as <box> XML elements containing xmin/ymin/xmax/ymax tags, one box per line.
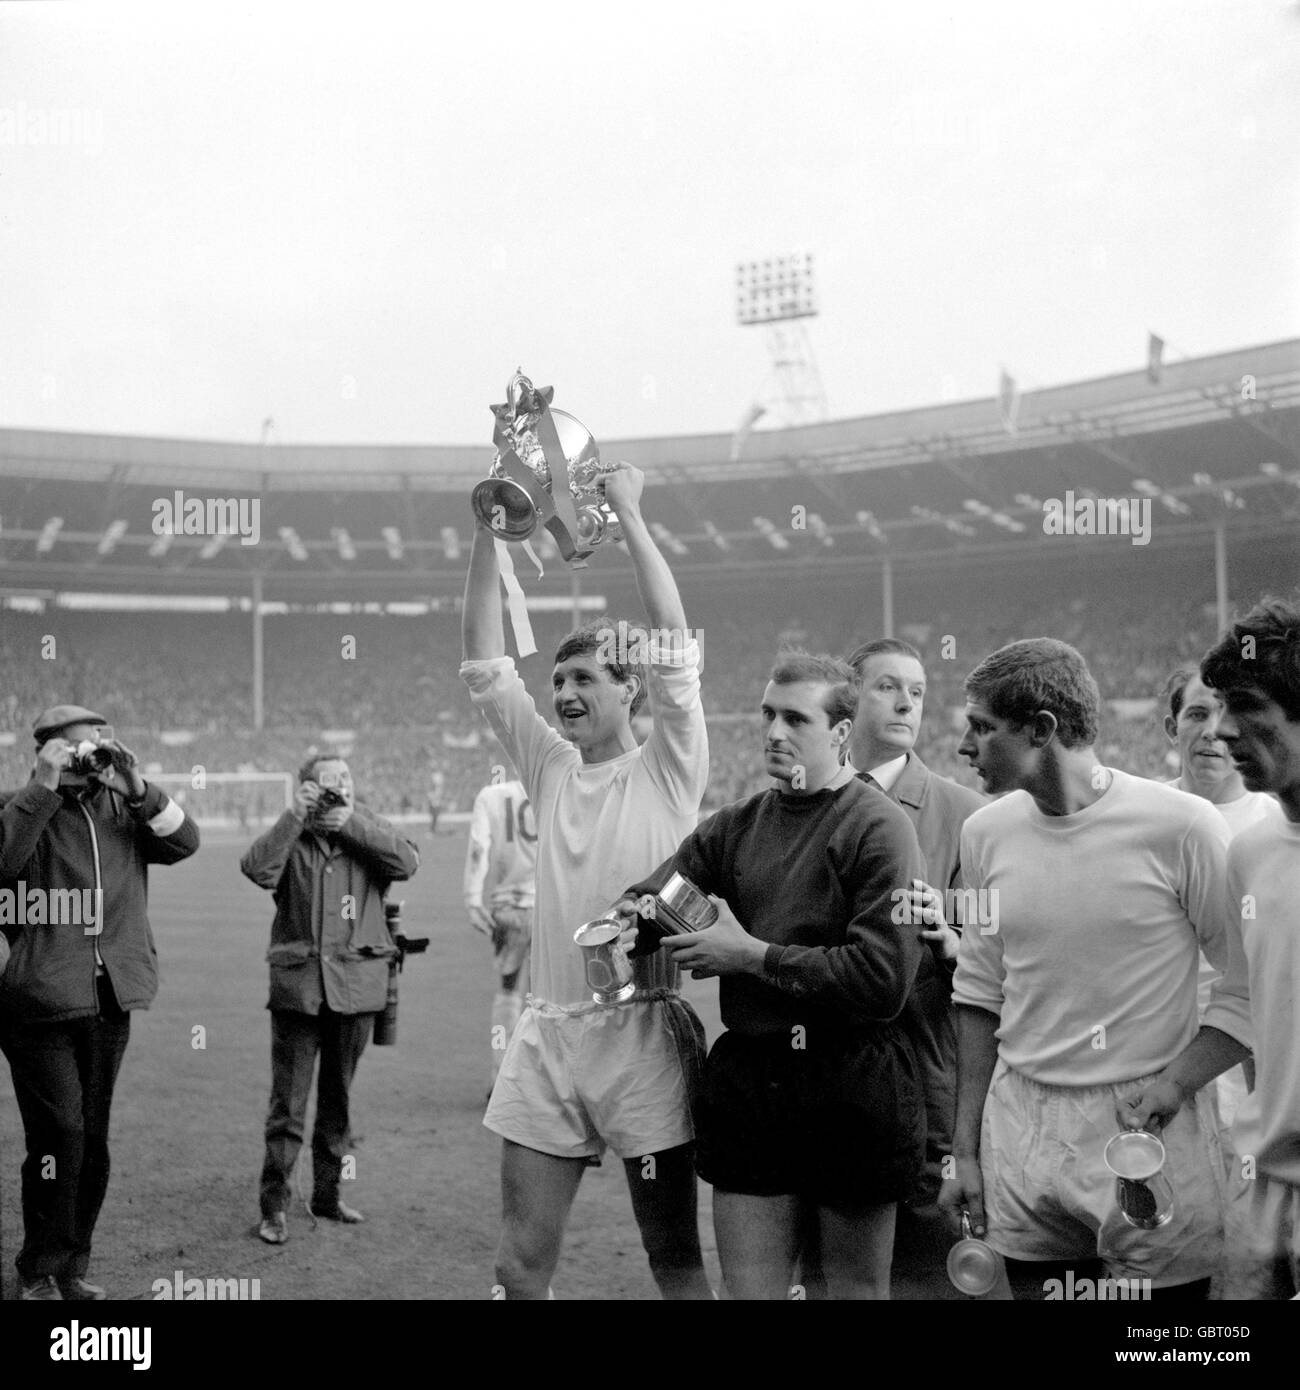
<box><xmin>463</xmin><ymin>521</ymin><xmax>506</xmax><ymax>661</ymax></box>
<box><xmin>603</xmin><ymin>465</ymin><xmax>687</xmax><ymax>633</ymax></box>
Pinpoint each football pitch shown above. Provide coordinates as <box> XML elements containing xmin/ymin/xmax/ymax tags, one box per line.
<box><xmin>0</xmin><ymin>827</ymin><xmax>723</xmax><ymax>1301</ymax></box>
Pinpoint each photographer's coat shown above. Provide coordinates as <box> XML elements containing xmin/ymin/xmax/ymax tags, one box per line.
<box><xmin>241</xmin><ymin>805</ymin><xmax>419</xmax><ymax>1014</ymax></box>
<box><xmin>0</xmin><ymin>780</ymin><xmax>199</xmax><ymax>1020</ymax></box>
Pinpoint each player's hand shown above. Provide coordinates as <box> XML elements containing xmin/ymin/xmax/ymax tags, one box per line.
<box><xmin>1116</xmin><ymin>1079</ymin><xmax>1182</xmax><ymax>1135</ymax></box>
<box><xmin>603</xmin><ymin>894</ymin><xmax>649</xmax><ymax>953</ymax></box>
<box><xmin>906</xmin><ymin>879</ymin><xmax>960</xmax><ymax>962</ymax></box>
<box><xmin>95</xmin><ymin>739</ymin><xmax>146</xmax><ymax>798</ymax></box>
<box><xmin>938</xmin><ymin>1155</ymin><xmax>988</xmax><ymax>1236</ymax></box>
<box><xmin>600</xmin><ymin>462</ymin><xmax>645</xmax><ymax>518</ymax></box>
<box><xmin>467</xmin><ymin>903</ymin><xmax>494</xmax><ymax>936</ymax></box>
<box><xmin>292</xmin><ymin>781</ymin><xmax>321</xmax><ymax>821</ymax></box>
<box><xmin>34</xmin><ymin>738</ymin><xmax>74</xmax><ymax>790</ymax></box>
<box><xmin>659</xmin><ymin>914</ymin><xmax>764</xmax><ymax>979</ymax></box>
<box><xmin>315</xmin><ymin>804</ymin><xmax>352</xmax><ymax>833</ymax></box>
<box><xmin>608</xmin><ymin>894</ymin><xmax>644</xmax><ymax>931</ymax></box>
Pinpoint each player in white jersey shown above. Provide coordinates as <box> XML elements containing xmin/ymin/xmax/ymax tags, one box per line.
<box><xmin>1159</xmin><ymin>665</ymin><xmax>1280</xmax><ymax>1123</ymax></box>
<box><xmin>1201</xmin><ymin>596</ymin><xmax>1300</xmax><ymax>1298</ymax></box>
<box><xmin>464</xmin><ymin>776</ymin><xmax>537</xmax><ymax>1090</ymax></box>
<box><xmin>460</xmin><ymin>460</ymin><xmax>712</xmax><ymax>1300</ymax></box>
<box><xmin>940</xmin><ymin>638</ymin><xmax>1252</xmax><ymax>1299</ymax></box>
<box><xmin>1162</xmin><ymin>666</ymin><xmax>1281</xmax><ymax>835</ymax></box>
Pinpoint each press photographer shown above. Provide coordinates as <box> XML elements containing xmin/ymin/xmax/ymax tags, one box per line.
<box><xmin>241</xmin><ymin>753</ymin><xmax>420</xmax><ymax>1245</ymax></box>
<box><xmin>0</xmin><ymin>703</ymin><xmax>200</xmax><ymax>1301</ymax></box>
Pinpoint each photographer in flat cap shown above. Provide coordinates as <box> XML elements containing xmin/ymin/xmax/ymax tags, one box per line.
<box><xmin>0</xmin><ymin>705</ymin><xmax>200</xmax><ymax>1301</ymax></box>
<box><xmin>241</xmin><ymin>754</ymin><xmax>419</xmax><ymax>1245</ymax></box>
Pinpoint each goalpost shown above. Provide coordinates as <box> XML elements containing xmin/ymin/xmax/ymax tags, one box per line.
<box><xmin>151</xmin><ymin>771</ymin><xmax>294</xmax><ymax>829</ymax></box>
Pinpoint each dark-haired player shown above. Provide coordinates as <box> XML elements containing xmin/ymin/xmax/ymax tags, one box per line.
<box><xmin>1201</xmin><ymin>598</ymin><xmax>1300</xmax><ymax>1298</ymax></box>
<box><xmin>619</xmin><ymin>652</ymin><xmax>927</xmax><ymax>1298</ymax></box>
<box><xmin>460</xmin><ymin>461</ymin><xmax>711</xmax><ymax>1300</ymax></box>
<box><xmin>940</xmin><ymin>639</ymin><xmax>1252</xmax><ymax>1299</ymax></box>
<box><xmin>1159</xmin><ymin>664</ymin><xmax>1277</xmax><ymax>1125</ymax></box>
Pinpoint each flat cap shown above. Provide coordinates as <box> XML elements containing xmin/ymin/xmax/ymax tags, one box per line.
<box><xmin>33</xmin><ymin>704</ymin><xmax>108</xmax><ymax>744</ymax></box>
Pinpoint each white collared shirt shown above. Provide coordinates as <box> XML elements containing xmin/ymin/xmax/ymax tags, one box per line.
<box><xmin>857</xmin><ymin>753</ymin><xmax>908</xmax><ymax>795</ymax></box>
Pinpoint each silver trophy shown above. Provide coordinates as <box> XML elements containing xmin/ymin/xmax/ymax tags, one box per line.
<box><xmin>473</xmin><ymin>370</ymin><xmax>624</xmax><ymax>567</ymax></box>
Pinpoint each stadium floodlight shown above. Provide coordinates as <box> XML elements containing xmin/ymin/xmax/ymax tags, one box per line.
<box><xmin>735</xmin><ymin>252</ymin><xmax>827</xmax><ymax>427</ymax></box>
<box><xmin>278</xmin><ymin>526</ymin><xmax>309</xmax><ymax>562</ymax></box>
<box><xmin>199</xmin><ymin>533</ymin><xmax>226</xmax><ymax>561</ymax></box>
<box><xmin>650</xmin><ymin>521</ymin><xmax>688</xmax><ymax>557</ymax></box>
<box><xmin>990</xmin><ymin>512</ymin><xmax>1027</xmax><ymax>533</ymax></box>
<box><xmin>1013</xmin><ymin>492</ymin><xmax>1041</xmax><ymax>510</ymax></box>
<box><xmin>736</xmin><ymin>253</ymin><xmax>818</xmax><ymax>325</ymax></box>
<box><xmin>752</xmin><ymin>516</ymin><xmax>790</xmax><ymax>551</ymax></box>
<box><xmin>856</xmin><ymin>510</ymin><xmax>886</xmax><ymax>543</ymax></box>
<box><xmin>381</xmin><ymin>526</ymin><xmax>403</xmax><ymax>561</ymax></box>
<box><xmin>332</xmin><ymin>527</ymin><xmax>357</xmax><ymax>561</ymax></box>
<box><xmin>440</xmin><ymin>526</ymin><xmax>461</xmax><ymax>561</ymax></box>
<box><xmin>703</xmin><ymin>520</ymin><xmax>730</xmax><ymax>552</ymax></box>
<box><xmin>36</xmin><ymin>516</ymin><xmax>63</xmax><ymax>553</ymax></box>
<box><xmin>148</xmin><ymin>531</ymin><xmax>174</xmax><ymax>558</ymax></box>
<box><xmin>96</xmin><ymin>519</ymin><xmax>128</xmax><ymax>555</ymax></box>
<box><xmin>963</xmin><ymin>499</ymin><xmax>992</xmax><ymax>516</ymax></box>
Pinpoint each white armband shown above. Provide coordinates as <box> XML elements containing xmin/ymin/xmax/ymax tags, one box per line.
<box><xmin>148</xmin><ymin>797</ymin><xmax>186</xmax><ymax>837</ymax></box>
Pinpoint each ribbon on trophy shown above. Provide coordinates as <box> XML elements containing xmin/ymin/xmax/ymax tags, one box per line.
<box><xmin>492</xmin><ymin>538</ymin><xmax>538</xmax><ymax>659</ymax></box>
<box><xmin>474</xmin><ymin>370</ymin><xmax>625</xmax><ymax>657</ymax></box>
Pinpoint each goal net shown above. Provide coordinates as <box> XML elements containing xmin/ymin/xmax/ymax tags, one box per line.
<box><xmin>150</xmin><ymin>771</ymin><xmax>294</xmax><ymax>829</ymax></box>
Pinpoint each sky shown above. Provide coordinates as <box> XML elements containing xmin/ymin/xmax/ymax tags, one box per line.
<box><xmin>1</xmin><ymin>0</ymin><xmax>1297</xmax><ymax>448</ymax></box>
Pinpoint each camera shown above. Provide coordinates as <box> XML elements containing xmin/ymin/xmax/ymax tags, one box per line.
<box><xmin>70</xmin><ymin>740</ymin><xmax>115</xmax><ymax>776</ymax></box>
<box><xmin>372</xmin><ymin>900</ymin><xmax>429</xmax><ymax>1047</ymax></box>
<box><xmin>315</xmin><ymin>767</ymin><xmax>348</xmax><ymax>810</ymax></box>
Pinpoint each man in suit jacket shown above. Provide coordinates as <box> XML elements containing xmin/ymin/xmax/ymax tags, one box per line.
<box><xmin>845</xmin><ymin>638</ymin><xmax>985</xmax><ymax>1299</ymax></box>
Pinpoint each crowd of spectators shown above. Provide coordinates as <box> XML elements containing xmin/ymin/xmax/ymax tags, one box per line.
<box><xmin>0</xmin><ymin>574</ymin><xmax>1268</xmax><ymax>819</ymax></box>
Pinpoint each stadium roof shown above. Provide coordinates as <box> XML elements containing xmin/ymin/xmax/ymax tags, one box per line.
<box><xmin>1</xmin><ymin>339</ymin><xmax>1297</xmax><ymax>600</ymax></box>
